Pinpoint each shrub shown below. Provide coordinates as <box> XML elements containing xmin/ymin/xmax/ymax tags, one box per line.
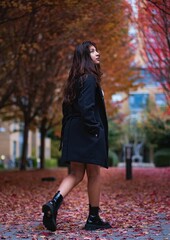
<box><xmin>108</xmin><ymin>119</ymin><xmax>122</xmax><ymax>152</ymax></box>
<box><xmin>0</xmin><ymin>163</ymin><xmax>4</xmax><ymax>169</ymax></box>
<box><xmin>29</xmin><ymin>157</ymin><xmax>37</xmax><ymax>168</ymax></box>
<box><xmin>142</xmin><ymin>108</ymin><xmax>170</xmax><ymax>150</ymax></box>
<box><xmin>51</xmin><ymin>139</ymin><xmax>61</xmax><ymax>160</ymax></box>
<box><xmin>45</xmin><ymin>158</ymin><xmax>58</xmax><ymax>168</ymax></box>
<box><xmin>154</xmin><ymin>148</ymin><xmax>170</xmax><ymax>167</ymax></box>
<box><xmin>108</xmin><ymin>150</ymin><xmax>119</xmax><ymax>167</ymax></box>
<box><xmin>16</xmin><ymin>157</ymin><xmax>37</xmax><ymax>168</ymax></box>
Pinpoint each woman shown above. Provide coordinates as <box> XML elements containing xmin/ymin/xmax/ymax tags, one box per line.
<box><xmin>42</xmin><ymin>41</ymin><xmax>111</xmax><ymax>231</ymax></box>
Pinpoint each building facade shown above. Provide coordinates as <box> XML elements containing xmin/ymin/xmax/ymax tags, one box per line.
<box><xmin>112</xmin><ymin>68</ymin><xmax>166</xmax><ymax>165</ymax></box>
<box><xmin>0</xmin><ymin>121</ymin><xmax>51</xmax><ymax>168</ymax></box>
<box><xmin>112</xmin><ymin>68</ymin><xmax>166</xmax><ymax>118</ymax></box>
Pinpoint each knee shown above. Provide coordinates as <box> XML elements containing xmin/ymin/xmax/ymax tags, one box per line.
<box><xmin>87</xmin><ymin>172</ymin><xmax>100</xmax><ymax>181</ymax></box>
<box><xmin>86</xmin><ymin>165</ymin><xmax>100</xmax><ymax>180</ymax></box>
<box><xmin>70</xmin><ymin>170</ymin><xmax>84</xmax><ymax>183</ymax></box>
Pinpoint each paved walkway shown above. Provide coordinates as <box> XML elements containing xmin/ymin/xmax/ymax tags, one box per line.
<box><xmin>0</xmin><ymin>213</ymin><xmax>169</xmax><ymax>239</ymax></box>
<box><xmin>0</xmin><ymin>167</ymin><xmax>169</xmax><ymax>240</ymax></box>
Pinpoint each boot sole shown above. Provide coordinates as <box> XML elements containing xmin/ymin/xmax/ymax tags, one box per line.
<box><xmin>84</xmin><ymin>223</ymin><xmax>112</xmax><ymax>231</ymax></box>
<box><xmin>42</xmin><ymin>203</ymin><xmax>56</xmax><ymax>231</ymax></box>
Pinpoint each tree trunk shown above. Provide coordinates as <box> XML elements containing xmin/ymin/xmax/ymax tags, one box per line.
<box><xmin>20</xmin><ymin>121</ymin><xmax>29</xmax><ymax>170</ymax></box>
<box><xmin>40</xmin><ymin>118</ymin><xmax>47</xmax><ymax>169</ymax></box>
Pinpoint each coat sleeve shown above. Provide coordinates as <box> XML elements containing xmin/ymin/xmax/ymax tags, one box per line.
<box><xmin>78</xmin><ymin>74</ymin><xmax>100</xmax><ymax>136</ymax></box>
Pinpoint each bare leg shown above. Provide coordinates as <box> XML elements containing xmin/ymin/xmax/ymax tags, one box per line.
<box><xmin>84</xmin><ymin>164</ymin><xmax>111</xmax><ymax>230</ymax></box>
<box><xmin>86</xmin><ymin>164</ymin><xmax>101</xmax><ymax>206</ymax></box>
<box><xmin>42</xmin><ymin>162</ymin><xmax>85</xmax><ymax>231</ymax></box>
<box><xmin>58</xmin><ymin>162</ymin><xmax>86</xmax><ymax>197</ymax></box>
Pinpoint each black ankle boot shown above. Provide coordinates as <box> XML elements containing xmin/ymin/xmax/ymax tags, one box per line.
<box><xmin>42</xmin><ymin>191</ymin><xmax>63</xmax><ymax>231</ymax></box>
<box><xmin>84</xmin><ymin>205</ymin><xmax>112</xmax><ymax>230</ymax></box>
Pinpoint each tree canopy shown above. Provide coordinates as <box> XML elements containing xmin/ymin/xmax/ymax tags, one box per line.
<box><xmin>0</xmin><ymin>0</ymin><xmax>138</xmax><ymax>169</ymax></box>
<box><xmin>137</xmin><ymin>0</ymin><xmax>170</xmax><ymax>104</ymax></box>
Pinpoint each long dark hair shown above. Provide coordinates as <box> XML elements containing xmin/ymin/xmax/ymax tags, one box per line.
<box><xmin>63</xmin><ymin>41</ymin><xmax>102</xmax><ymax>104</ymax></box>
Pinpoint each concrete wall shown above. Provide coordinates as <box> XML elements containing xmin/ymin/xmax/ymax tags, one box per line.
<box><xmin>0</xmin><ymin>121</ymin><xmax>51</xmax><ymax>168</ymax></box>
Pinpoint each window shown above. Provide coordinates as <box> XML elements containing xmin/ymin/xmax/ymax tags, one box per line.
<box><xmin>0</xmin><ymin>127</ymin><xmax>6</xmax><ymax>132</ymax></box>
<box><xmin>129</xmin><ymin>93</ymin><xmax>149</xmax><ymax>112</ymax></box>
<box><xmin>13</xmin><ymin>141</ymin><xmax>17</xmax><ymax>161</ymax></box>
<box><xmin>155</xmin><ymin>93</ymin><xmax>166</xmax><ymax>107</ymax></box>
<box><xmin>140</xmin><ymin>69</ymin><xmax>159</xmax><ymax>86</ymax></box>
<box><xmin>112</xmin><ymin>94</ymin><xmax>123</xmax><ymax>103</ymax></box>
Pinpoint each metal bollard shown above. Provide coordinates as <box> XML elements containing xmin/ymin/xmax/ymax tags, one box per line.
<box><xmin>125</xmin><ymin>144</ymin><xmax>133</xmax><ymax>180</ymax></box>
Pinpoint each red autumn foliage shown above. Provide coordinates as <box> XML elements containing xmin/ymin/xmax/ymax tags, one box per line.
<box><xmin>137</xmin><ymin>0</ymin><xmax>170</xmax><ymax>104</ymax></box>
<box><xmin>0</xmin><ymin>0</ymin><xmax>140</xmax><ymax>170</ymax></box>
<box><xmin>0</xmin><ymin>167</ymin><xmax>169</xmax><ymax>239</ymax></box>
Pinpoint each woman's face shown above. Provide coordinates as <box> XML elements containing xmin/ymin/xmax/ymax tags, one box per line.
<box><xmin>89</xmin><ymin>45</ymin><xmax>100</xmax><ymax>64</ymax></box>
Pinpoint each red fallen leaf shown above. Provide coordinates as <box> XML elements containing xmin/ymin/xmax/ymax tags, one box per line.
<box><xmin>0</xmin><ymin>168</ymin><xmax>169</xmax><ymax>239</ymax></box>
<box><xmin>39</xmin><ymin>231</ymin><xmax>54</xmax><ymax>236</ymax></box>
<box><xmin>32</xmin><ymin>237</ymin><xmax>38</xmax><ymax>240</ymax></box>
<box><xmin>34</xmin><ymin>224</ymin><xmax>45</xmax><ymax>230</ymax></box>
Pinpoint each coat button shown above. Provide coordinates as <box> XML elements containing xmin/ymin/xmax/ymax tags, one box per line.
<box><xmin>95</xmin><ymin>134</ymin><xmax>98</xmax><ymax>137</ymax></box>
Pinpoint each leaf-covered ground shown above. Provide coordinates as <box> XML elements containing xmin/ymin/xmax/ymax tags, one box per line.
<box><xmin>0</xmin><ymin>167</ymin><xmax>170</xmax><ymax>239</ymax></box>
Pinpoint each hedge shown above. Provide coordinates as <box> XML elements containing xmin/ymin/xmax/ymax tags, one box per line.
<box><xmin>154</xmin><ymin>148</ymin><xmax>170</xmax><ymax>167</ymax></box>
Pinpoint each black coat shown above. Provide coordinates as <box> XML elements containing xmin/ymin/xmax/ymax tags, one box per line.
<box><xmin>60</xmin><ymin>74</ymin><xmax>108</xmax><ymax>168</ymax></box>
